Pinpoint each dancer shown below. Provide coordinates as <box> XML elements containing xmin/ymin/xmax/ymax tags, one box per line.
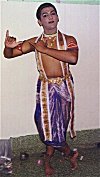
<box><xmin>4</xmin><ymin>3</ymin><xmax>79</xmax><ymax>176</ymax></box>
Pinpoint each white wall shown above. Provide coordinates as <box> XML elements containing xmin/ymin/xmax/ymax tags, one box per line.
<box><xmin>0</xmin><ymin>1</ymin><xmax>99</xmax><ymax>138</ymax></box>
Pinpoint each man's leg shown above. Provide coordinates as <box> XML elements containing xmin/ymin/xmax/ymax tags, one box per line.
<box><xmin>56</xmin><ymin>143</ymin><xmax>78</xmax><ymax>170</ymax></box>
<box><xmin>44</xmin><ymin>145</ymin><xmax>55</xmax><ymax>176</ymax></box>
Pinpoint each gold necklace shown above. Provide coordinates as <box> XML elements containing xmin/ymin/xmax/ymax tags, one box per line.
<box><xmin>43</xmin><ymin>33</ymin><xmax>57</xmax><ymax>38</ymax></box>
<box><xmin>41</xmin><ymin>33</ymin><xmax>57</xmax><ymax>48</ymax></box>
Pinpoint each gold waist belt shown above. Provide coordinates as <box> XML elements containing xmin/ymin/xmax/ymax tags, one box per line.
<box><xmin>39</xmin><ymin>74</ymin><xmax>70</xmax><ymax>85</ymax></box>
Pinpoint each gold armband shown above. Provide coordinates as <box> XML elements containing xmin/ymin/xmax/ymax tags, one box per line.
<box><xmin>67</xmin><ymin>41</ymin><xmax>78</xmax><ymax>49</ymax></box>
<box><xmin>16</xmin><ymin>42</ymin><xmax>23</xmax><ymax>53</ymax></box>
<box><xmin>16</xmin><ymin>40</ymin><xmax>26</xmax><ymax>53</ymax></box>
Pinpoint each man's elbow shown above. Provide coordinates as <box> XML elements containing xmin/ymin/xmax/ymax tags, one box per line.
<box><xmin>68</xmin><ymin>49</ymin><xmax>79</xmax><ymax>65</ymax></box>
<box><xmin>72</xmin><ymin>50</ymin><xmax>79</xmax><ymax>65</ymax></box>
<box><xmin>3</xmin><ymin>53</ymin><xmax>12</xmax><ymax>59</ymax></box>
<box><xmin>70</xmin><ymin>55</ymin><xmax>78</xmax><ymax>65</ymax></box>
<box><xmin>3</xmin><ymin>48</ymin><xmax>14</xmax><ymax>59</ymax></box>
<box><xmin>73</xmin><ymin>57</ymin><xmax>78</xmax><ymax>65</ymax></box>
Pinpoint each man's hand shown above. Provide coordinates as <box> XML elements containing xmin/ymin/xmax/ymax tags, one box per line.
<box><xmin>29</xmin><ymin>40</ymin><xmax>47</xmax><ymax>53</ymax></box>
<box><xmin>4</xmin><ymin>30</ymin><xmax>22</xmax><ymax>48</ymax></box>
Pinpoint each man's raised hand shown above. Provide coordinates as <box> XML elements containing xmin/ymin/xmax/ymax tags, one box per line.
<box><xmin>5</xmin><ymin>30</ymin><xmax>22</xmax><ymax>48</ymax></box>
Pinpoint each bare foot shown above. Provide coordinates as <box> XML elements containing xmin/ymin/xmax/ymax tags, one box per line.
<box><xmin>70</xmin><ymin>149</ymin><xmax>78</xmax><ymax>170</ymax></box>
<box><xmin>45</xmin><ymin>164</ymin><xmax>55</xmax><ymax>176</ymax></box>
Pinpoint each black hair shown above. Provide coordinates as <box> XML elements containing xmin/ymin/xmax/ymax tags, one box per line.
<box><xmin>36</xmin><ymin>3</ymin><xmax>57</xmax><ymax>20</ymax></box>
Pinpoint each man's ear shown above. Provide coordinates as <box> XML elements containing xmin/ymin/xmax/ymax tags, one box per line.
<box><xmin>57</xmin><ymin>16</ymin><xmax>59</xmax><ymax>23</ymax></box>
<box><xmin>38</xmin><ymin>20</ymin><xmax>42</xmax><ymax>26</ymax></box>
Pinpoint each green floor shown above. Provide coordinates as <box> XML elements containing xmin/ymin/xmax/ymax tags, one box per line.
<box><xmin>0</xmin><ymin>129</ymin><xmax>100</xmax><ymax>177</ymax></box>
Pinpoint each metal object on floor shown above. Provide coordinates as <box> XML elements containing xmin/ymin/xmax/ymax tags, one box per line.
<box><xmin>20</xmin><ymin>152</ymin><xmax>29</xmax><ymax>161</ymax></box>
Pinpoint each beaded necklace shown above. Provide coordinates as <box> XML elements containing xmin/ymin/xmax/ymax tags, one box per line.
<box><xmin>41</xmin><ymin>33</ymin><xmax>57</xmax><ymax>48</ymax></box>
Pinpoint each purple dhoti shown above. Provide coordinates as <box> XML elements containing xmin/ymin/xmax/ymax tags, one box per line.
<box><xmin>34</xmin><ymin>76</ymin><xmax>73</xmax><ymax>147</ymax></box>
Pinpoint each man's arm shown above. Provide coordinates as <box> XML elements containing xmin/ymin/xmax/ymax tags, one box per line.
<box><xmin>29</xmin><ymin>35</ymin><xmax>79</xmax><ymax>65</ymax></box>
<box><xmin>44</xmin><ymin>47</ymin><xmax>78</xmax><ymax>65</ymax></box>
<box><xmin>3</xmin><ymin>30</ymin><xmax>36</xmax><ymax>59</ymax></box>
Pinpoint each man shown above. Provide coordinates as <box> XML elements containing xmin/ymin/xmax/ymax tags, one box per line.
<box><xmin>4</xmin><ymin>3</ymin><xmax>79</xmax><ymax>176</ymax></box>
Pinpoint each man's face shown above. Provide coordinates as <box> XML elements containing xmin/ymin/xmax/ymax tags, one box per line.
<box><xmin>38</xmin><ymin>6</ymin><xmax>59</xmax><ymax>31</ymax></box>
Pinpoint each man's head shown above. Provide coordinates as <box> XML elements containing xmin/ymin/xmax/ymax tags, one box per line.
<box><xmin>36</xmin><ymin>3</ymin><xmax>57</xmax><ymax>20</ymax></box>
<box><xmin>36</xmin><ymin>3</ymin><xmax>59</xmax><ymax>34</ymax></box>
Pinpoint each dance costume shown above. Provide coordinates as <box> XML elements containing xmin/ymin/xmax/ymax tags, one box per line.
<box><xmin>34</xmin><ymin>31</ymin><xmax>77</xmax><ymax>147</ymax></box>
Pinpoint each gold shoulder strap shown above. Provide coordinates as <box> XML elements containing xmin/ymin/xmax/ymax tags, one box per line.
<box><xmin>57</xmin><ymin>30</ymin><xmax>69</xmax><ymax>76</ymax></box>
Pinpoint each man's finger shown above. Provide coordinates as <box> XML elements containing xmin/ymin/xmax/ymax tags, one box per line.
<box><xmin>6</xmin><ymin>30</ymin><xmax>9</xmax><ymax>38</ymax></box>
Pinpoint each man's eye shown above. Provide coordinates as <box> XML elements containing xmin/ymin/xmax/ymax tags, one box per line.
<box><xmin>43</xmin><ymin>14</ymin><xmax>48</xmax><ymax>17</ymax></box>
<box><xmin>51</xmin><ymin>12</ymin><xmax>56</xmax><ymax>15</ymax></box>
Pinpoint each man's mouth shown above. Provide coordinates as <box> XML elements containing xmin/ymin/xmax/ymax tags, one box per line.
<box><xmin>48</xmin><ymin>21</ymin><xmax>54</xmax><ymax>24</ymax></box>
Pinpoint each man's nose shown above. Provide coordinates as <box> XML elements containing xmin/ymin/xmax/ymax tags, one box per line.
<box><xmin>48</xmin><ymin>14</ymin><xmax>53</xmax><ymax>20</ymax></box>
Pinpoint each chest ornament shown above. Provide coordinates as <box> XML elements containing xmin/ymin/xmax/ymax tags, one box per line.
<box><xmin>41</xmin><ymin>33</ymin><xmax>57</xmax><ymax>48</ymax></box>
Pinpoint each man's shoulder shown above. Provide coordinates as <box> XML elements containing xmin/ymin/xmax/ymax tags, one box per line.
<box><xmin>63</xmin><ymin>34</ymin><xmax>77</xmax><ymax>45</ymax></box>
<box><xmin>64</xmin><ymin>34</ymin><xmax>76</xmax><ymax>40</ymax></box>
